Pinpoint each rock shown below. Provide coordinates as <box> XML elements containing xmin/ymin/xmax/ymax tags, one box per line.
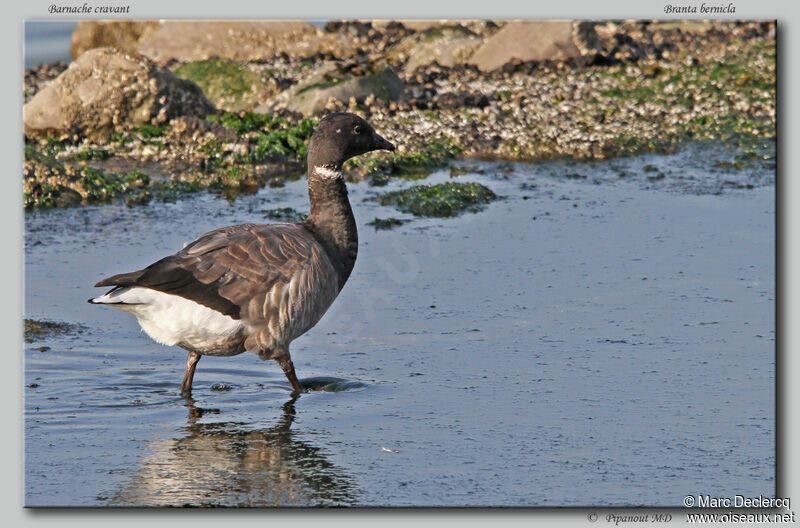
<box><xmin>172</xmin><ymin>59</ymin><xmax>269</xmax><ymax>112</ymax></box>
<box><xmin>135</xmin><ymin>21</ymin><xmax>356</xmax><ymax>64</ymax></box>
<box><xmin>468</xmin><ymin>21</ymin><xmax>601</xmax><ymax>71</ymax></box>
<box><xmin>371</xmin><ymin>19</ymin><xmax>498</xmax><ymax>35</ymax></box>
<box><xmin>262</xmin><ymin>62</ymin><xmax>404</xmax><ymax>116</ymax></box>
<box><xmin>23</xmin><ymin>47</ymin><xmax>216</xmax><ymax>140</ymax></box>
<box><xmin>166</xmin><ymin>115</ymin><xmax>238</xmax><ymax>145</ymax></box>
<box><xmin>52</xmin><ymin>186</ymin><xmax>84</xmax><ymax>207</ymax></box>
<box><xmin>24</xmin><ymin>62</ymin><xmax>68</xmax><ymax>103</ymax></box>
<box><xmin>434</xmin><ymin>92</ymin><xmax>490</xmax><ymax>110</ymax></box>
<box><xmin>70</xmin><ymin>21</ymin><xmax>160</xmax><ymax>58</ymax></box>
<box><xmin>389</xmin><ymin>26</ymin><xmax>484</xmax><ymax>71</ymax></box>
<box><xmin>23</xmin><ymin>147</ymin><xmax>85</xmax><ymax>208</ymax></box>
<box><xmin>592</xmin><ymin>21</ymin><xmax>675</xmax><ymax>62</ymax></box>
<box><xmin>371</xmin><ymin>20</ymin><xmax>453</xmax><ymax>32</ymax></box>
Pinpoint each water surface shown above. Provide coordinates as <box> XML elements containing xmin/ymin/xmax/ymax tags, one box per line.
<box><xmin>24</xmin><ymin>144</ymin><xmax>775</xmax><ymax>506</ymax></box>
<box><xmin>24</xmin><ymin>21</ymin><xmax>76</xmax><ymax>68</ymax></box>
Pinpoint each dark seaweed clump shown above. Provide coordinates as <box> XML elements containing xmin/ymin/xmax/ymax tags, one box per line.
<box><xmin>367</xmin><ymin>217</ymin><xmax>406</xmax><ymax>230</ymax></box>
<box><xmin>24</xmin><ymin>318</ymin><xmax>85</xmax><ymax>343</ymax></box>
<box><xmin>378</xmin><ymin>182</ymin><xmax>497</xmax><ymax>217</ymax></box>
<box><xmin>262</xmin><ymin>207</ymin><xmax>308</xmax><ymax>223</ymax></box>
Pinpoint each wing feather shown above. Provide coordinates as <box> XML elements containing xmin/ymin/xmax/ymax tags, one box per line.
<box><xmin>94</xmin><ymin>223</ymin><xmax>327</xmax><ymax>321</ymax></box>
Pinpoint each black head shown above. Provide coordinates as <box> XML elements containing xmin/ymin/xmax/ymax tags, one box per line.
<box><xmin>307</xmin><ymin>113</ymin><xmax>395</xmax><ymax>170</ymax></box>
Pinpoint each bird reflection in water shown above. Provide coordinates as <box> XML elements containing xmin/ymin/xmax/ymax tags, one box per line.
<box><xmin>107</xmin><ymin>398</ymin><xmax>357</xmax><ymax>506</ymax></box>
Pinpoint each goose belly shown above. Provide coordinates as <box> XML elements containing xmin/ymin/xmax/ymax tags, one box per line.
<box><xmin>99</xmin><ymin>287</ymin><xmax>247</xmax><ymax>356</ymax></box>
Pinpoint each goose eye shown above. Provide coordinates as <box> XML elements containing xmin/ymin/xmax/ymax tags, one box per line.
<box><xmin>353</xmin><ymin>125</ymin><xmax>363</xmax><ymax>135</ymax></box>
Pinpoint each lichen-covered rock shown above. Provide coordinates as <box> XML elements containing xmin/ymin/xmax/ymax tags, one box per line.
<box><xmin>135</xmin><ymin>21</ymin><xmax>357</xmax><ymax>64</ymax></box>
<box><xmin>172</xmin><ymin>59</ymin><xmax>269</xmax><ymax>112</ymax></box>
<box><xmin>23</xmin><ymin>47</ymin><xmax>216</xmax><ymax>140</ymax></box>
<box><xmin>70</xmin><ymin>20</ymin><xmax>160</xmax><ymax>58</ymax></box>
<box><xmin>468</xmin><ymin>20</ymin><xmax>601</xmax><ymax>71</ymax></box>
<box><xmin>263</xmin><ymin>62</ymin><xmax>404</xmax><ymax>116</ymax></box>
<box><xmin>389</xmin><ymin>26</ymin><xmax>484</xmax><ymax>71</ymax></box>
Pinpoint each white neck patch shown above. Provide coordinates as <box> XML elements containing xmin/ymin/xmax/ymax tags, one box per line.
<box><xmin>314</xmin><ymin>165</ymin><xmax>343</xmax><ymax>180</ymax></box>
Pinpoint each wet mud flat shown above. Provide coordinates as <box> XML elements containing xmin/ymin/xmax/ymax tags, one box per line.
<box><xmin>24</xmin><ymin>145</ymin><xmax>774</xmax><ymax>506</ymax></box>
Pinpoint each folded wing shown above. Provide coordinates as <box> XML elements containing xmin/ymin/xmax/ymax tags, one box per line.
<box><xmin>94</xmin><ymin>223</ymin><xmax>326</xmax><ymax>322</ymax></box>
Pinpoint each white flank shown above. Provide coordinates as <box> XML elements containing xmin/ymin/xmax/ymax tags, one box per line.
<box><xmin>314</xmin><ymin>165</ymin><xmax>342</xmax><ymax>180</ymax></box>
<box><xmin>91</xmin><ymin>287</ymin><xmax>245</xmax><ymax>354</ymax></box>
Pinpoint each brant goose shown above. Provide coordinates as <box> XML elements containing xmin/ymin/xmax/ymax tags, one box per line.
<box><xmin>90</xmin><ymin>113</ymin><xmax>395</xmax><ymax>395</ymax></box>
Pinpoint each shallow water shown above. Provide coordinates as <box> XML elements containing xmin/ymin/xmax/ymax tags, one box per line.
<box><xmin>24</xmin><ymin>21</ymin><xmax>76</xmax><ymax>68</ymax></box>
<box><xmin>24</xmin><ymin>143</ymin><xmax>775</xmax><ymax>507</ymax></box>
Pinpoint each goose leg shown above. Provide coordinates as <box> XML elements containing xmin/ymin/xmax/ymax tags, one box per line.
<box><xmin>276</xmin><ymin>356</ymin><xmax>304</xmax><ymax>394</ymax></box>
<box><xmin>181</xmin><ymin>351</ymin><xmax>201</xmax><ymax>395</ymax></box>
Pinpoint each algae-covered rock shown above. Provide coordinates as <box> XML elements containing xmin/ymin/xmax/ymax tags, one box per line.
<box><xmin>263</xmin><ymin>62</ymin><xmax>404</xmax><ymax>116</ymax></box>
<box><xmin>24</xmin><ymin>146</ymin><xmax>82</xmax><ymax>208</ymax></box>
<box><xmin>378</xmin><ymin>182</ymin><xmax>497</xmax><ymax>217</ymax></box>
<box><xmin>23</xmin><ymin>144</ymin><xmax>208</xmax><ymax>210</ymax></box>
<box><xmin>23</xmin><ymin>47</ymin><xmax>216</xmax><ymax>140</ymax></box>
<box><xmin>173</xmin><ymin>59</ymin><xmax>268</xmax><ymax>112</ymax></box>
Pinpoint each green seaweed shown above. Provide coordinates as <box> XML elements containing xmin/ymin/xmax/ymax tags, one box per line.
<box><xmin>110</xmin><ymin>132</ymin><xmax>133</xmax><ymax>145</ymax></box>
<box><xmin>262</xmin><ymin>207</ymin><xmax>308</xmax><ymax>223</ymax></box>
<box><xmin>24</xmin><ymin>182</ymin><xmax>61</xmax><ymax>209</ymax></box>
<box><xmin>208</xmin><ymin>112</ymin><xmax>317</xmax><ymax>163</ymax></box>
<box><xmin>367</xmin><ymin>217</ymin><xmax>406</xmax><ymax>230</ymax></box>
<box><xmin>24</xmin><ymin>145</ymin><xmax>203</xmax><ymax>209</ymax></box>
<box><xmin>208</xmin><ymin>111</ymin><xmax>281</xmax><ymax>135</ymax></box>
<box><xmin>155</xmin><ymin>179</ymin><xmax>200</xmax><ymax>203</ymax></box>
<box><xmin>43</xmin><ymin>137</ymin><xmax>71</xmax><ymax>157</ymax></box>
<box><xmin>135</xmin><ymin>124</ymin><xmax>169</xmax><ymax>139</ymax></box>
<box><xmin>347</xmin><ymin>138</ymin><xmax>463</xmax><ymax>183</ymax></box>
<box><xmin>252</xmin><ymin>119</ymin><xmax>316</xmax><ymax>162</ymax></box>
<box><xmin>25</xmin><ymin>145</ymin><xmax>65</xmax><ymax>174</ymax></box>
<box><xmin>82</xmin><ymin>167</ymin><xmax>122</xmax><ymax>203</ymax></box>
<box><xmin>378</xmin><ymin>182</ymin><xmax>497</xmax><ymax>217</ymax></box>
<box><xmin>68</xmin><ymin>148</ymin><xmax>110</xmax><ymax>161</ymax></box>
